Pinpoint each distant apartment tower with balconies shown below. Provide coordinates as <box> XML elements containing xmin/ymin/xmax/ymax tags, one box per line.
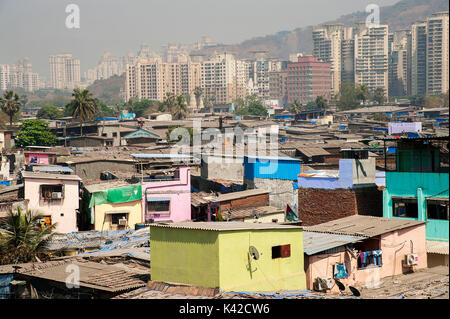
<box><xmin>200</xmin><ymin>53</ymin><xmax>237</xmax><ymax>105</ymax></box>
<box><xmin>313</xmin><ymin>24</ymin><xmax>355</xmax><ymax>96</ymax></box>
<box><xmin>49</xmin><ymin>54</ymin><xmax>81</xmax><ymax>90</ymax></box>
<box><xmin>410</xmin><ymin>21</ymin><xmax>428</xmax><ymax>96</ymax></box>
<box><xmin>354</xmin><ymin>24</ymin><xmax>389</xmax><ymax>97</ymax></box>
<box><xmin>124</xmin><ymin>56</ymin><xmax>201</xmax><ymax>102</ymax></box>
<box><xmin>389</xmin><ymin>30</ymin><xmax>411</xmax><ymax>97</ymax></box>
<box><xmin>286</xmin><ymin>56</ymin><xmax>332</xmax><ymax>104</ymax></box>
<box><xmin>426</xmin><ymin>12</ymin><xmax>449</xmax><ymax>95</ymax></box>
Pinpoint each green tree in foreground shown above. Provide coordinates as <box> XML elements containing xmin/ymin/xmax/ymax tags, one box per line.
<box><xmin>0</xmin><ymin>90</ymin><xmax>22</xmax><ymax>127</ymax></box>
<box><xmin>15</xmin><ymin>119</ymin><xmax>58</xmax><ymax>147</ymax></box>
<box><xmin>0</xmin><ymin>208</ymin><xmax>56</xmax><ymax>265</ymax></box>
<box><xmin>36</xmin><ymin>104</ymin><xmax>63</xmax><ymax>120</ymax></box>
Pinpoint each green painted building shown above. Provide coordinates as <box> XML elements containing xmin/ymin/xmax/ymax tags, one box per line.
<box><xmin>150</xmin><ymin>222</ymin><xmax>306</xmax><ymax>292</ymax></box>
<box><xmin>382</xmin><ymin>137</ymin><xmax>449</xmax><ymax>242</ymax></box>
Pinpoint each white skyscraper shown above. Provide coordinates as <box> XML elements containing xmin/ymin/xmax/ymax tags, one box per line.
<box><xmin>49</xmin><ymin>54</ymin><xmax>81</xmax><ymax>90</ymax></box>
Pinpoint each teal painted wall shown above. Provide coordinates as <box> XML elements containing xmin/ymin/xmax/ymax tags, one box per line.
<box><xmin>383</xmin><ymin>172</ymin><xmax>449</xmax><ymax>242</ymax></box>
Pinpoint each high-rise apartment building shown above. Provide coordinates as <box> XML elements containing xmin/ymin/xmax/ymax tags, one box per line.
<box><xmin>313</xmin><ymin>24</ymin><xmax>355</xmax><ymax>96</ymax></box>
<box><xmin>0</xmin><ymin>58</ymin><xmax>40</xmax><ymax>92</ymax></box>
<box><xmin>426</xmin><ymin>12</ymin><xmax>449</xmax><ymax>95</ymax></box>
<box><xmin>0</xmin><ymin>64</ymin><xmax>10</xmax><ymax>91</ymax></box>
<box><xmin>410</xmin><ymin>21</ymin><xmax>427</xmax><ymax>96</ymax></box>
<box><xmin>200</xmin><ymin>53</ymin><xmax>238</xmax><ymax>105</ymax></box>
<box><xmin>286</xmin><ymin>56</ymin><xmax>332</xmax><ymax>104</ymax></box>
<box><xmin>125</xmin><ymin>55</ymin><xmax>201</xmax><ymax>102</ymax></box>
<box><xmin>389</xmin><ymin>30</ymin><xmax>411</xmax><ymax>96</ymax></box>
<box><xmin>354</xmin><ymin>24</ymin><xmax>389</xmax><ymax>97</ymax></box>
<box><xmin>49</xmin><ymin>54</ymin><xmax>81</xmax><ymax>90</ymax></box>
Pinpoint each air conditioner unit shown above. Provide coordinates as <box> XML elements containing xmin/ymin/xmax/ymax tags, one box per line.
<box><xmin>118</xmin><ymin>218</ymin><xmax>127</xmax><ymax>226</ymax></box>
<box><xmin>405</xmin><ymin>253</ymin><xmax>418</xmax><ymax>266</ymax></box>
<box><xmin>51</xmin><ymin>192</ymin><xmax>62</xmax><ymax>199</ymax></box>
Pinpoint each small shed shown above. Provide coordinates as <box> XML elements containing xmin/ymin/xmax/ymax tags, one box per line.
<box><xmin>150</xmin><ymin>221</ymin><xmax>306</xmax><ymax>292</ymax></box>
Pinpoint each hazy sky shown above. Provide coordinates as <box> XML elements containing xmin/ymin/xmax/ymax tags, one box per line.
<box><xmin>0</xmin><ymin>0</ymin><xmax>400</xmax><ymax>77</ymax></box>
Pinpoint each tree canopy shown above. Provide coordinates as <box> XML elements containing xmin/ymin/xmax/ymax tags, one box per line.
<box><xmin>15</xmin><ymin>119</ymin><xmax>58</xmax><ymax>147</ymax></box>
<box><xmin>235</xmin><ymin>95</ymin><xmax>268</xmax><ymax>117</ymax></box>
<box><xmin>36</xmin><ymin>104</ymin><xmax>63</xmax><ymax>120</ymax></box>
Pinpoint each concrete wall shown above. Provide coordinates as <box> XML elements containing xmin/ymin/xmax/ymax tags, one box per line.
<box><xmin>24</xmin><ymin>178</ymin><xmax>79</xmax><ymax>233</ymax></box>
<box><xmin>201</xmin><ymin>156</ymin><xmax>244</xmax><ymax>182</ymax></box>
<box><xmin>71</xmin><ymin>161</ymin><xmax>135</xmax><ymax>180</ymax></box>
<box><xmin>305</xmin><ymin>224</ymin><xmax>427</xmax><ymax>292</ymax></box>
<box><xmin>93</xmin><ymin>199</ymin><xmax>142</xmax><ymax>231</ymax></box>
<box><xmin>246</xmin><ymin>177</ymin><xmax>298</xmax><ymax>213</ymax></box>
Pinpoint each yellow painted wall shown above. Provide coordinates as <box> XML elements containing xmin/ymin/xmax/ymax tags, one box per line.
<box><xmin>93</xmin><ymin>200</ymin><xmax>142</xmax><ymax>231</ymax></box>
<box><xmin>218</xmin><ymin>229</ymin><xmax>306</xmax><ymax>292</ymax></box>
<box><xmin>150</xmin><ymin>227</ymin><xmax>220</xmax><ymax>288</ymax></box>
<box><xmin>150</xmin><ymin>225</ymin><xmax>306</xmax><ymax>292</ymax></box>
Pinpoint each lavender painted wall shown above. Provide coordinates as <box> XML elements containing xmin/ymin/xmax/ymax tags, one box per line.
<box><xmin>298</xmin><ymin>159</ymin><xmax>376</xmax><ymax>189</ymax></box>
<box><xmin>141</xmin><ymin>166</ymin><xmax>191</xmax><ymax>223</ymax></box>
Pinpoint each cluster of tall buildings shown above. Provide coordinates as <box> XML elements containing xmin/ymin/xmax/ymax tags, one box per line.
<box><xmin>125</xmin><ymin>51</ymin><xmax>332</xmax><ymax>106</ymax></box>
<box><xmin>48</xmin><ymin>54</ymin><xmax>81</xmax><ymax>90</ymax></box>
<box><xmin>84</xmin><ymin>52</ymin><xmax>135</xmax><ymax>85</ymax></box>
<box><xmin>0</xmin><ymin>58</ymin><xmax>41</xmax><ymax>92</ymax></box>
<box><xmin>312</xmin><ymin>11</ymin><xmax>449</xmax><ymax>98</ymax></box>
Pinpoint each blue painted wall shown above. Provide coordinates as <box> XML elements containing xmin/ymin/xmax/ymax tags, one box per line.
<box><xmin>383</xmin><ymin>171</ymin><xmax>449</xmax><ymax>242</ymax></box>
<box><xmin>244</xmin><ymin>156</ymin><xmax>300</xmax><ymax>181</ymax></box>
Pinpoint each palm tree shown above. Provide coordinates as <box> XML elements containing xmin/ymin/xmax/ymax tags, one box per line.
<box><xmin>0</xmin><ymin>90</ymin><xmax>22</xmax><ymax>127</ymax></box>
<box><xmin>0</xmin><ymin>207</ymin><xmax>56</xmax><ymax>264</ymax></box>
<box><xmin>66</xmin><ymin>89</ymin><xmax>98</xmax><ymax>136</ymax></box>
<box><xmin>315</xmin><ymin>96</ymin><xmax>327</xmax><ymax>111</ymax></box>
<box><xmin>373</xmin><ymin>87</ymin><xmax>386</xmax><ymax>105</ymax></box>
<box><xmin>193</xmin><ymin>87</ymin><xmax>203</xmax><ymax>108</ymax></box>
<box><xmin>289</xmin><ymin>99</ymin><xmax>303</xmax><ymax>114</ymax></box>
<box><xmin>356</xmin><ymin>84</ymin><xmax>369</xmax><ymax>105</ymax></box>
<box><xmin>161</xmin><ymin>92</ymin><xmax>177</xmax><ymax>112</ymax></box>
<box><xmin>173</xmin><ymin>95</ymin><xmax>188</xmax><ymax>120</ymax></box>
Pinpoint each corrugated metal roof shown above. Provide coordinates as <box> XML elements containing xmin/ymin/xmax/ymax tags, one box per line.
<box><xmin>212</xmin><ymin>189</ymin><xmax>269</xmax><ymax>202</ymax></box>
<box><xmin>32</xmin><ymin>165</ymin><xmax>73</xmax><ymax>173</ymax></box>
<box><xmin>426</xmin><ymin>240</ymin><xmax>449</xmax><ymax>255</ymax></box>
<box><xmin>150</xmin><ymin>221</ymin><xmax>301</xmax><ymax>231</ymax></box>
<box><xmin>222</xmin><ymin>206</ymin><xmax>283</xmax><ymax>220</ymax></box>
<box><xmin>304</xmin><ymin>215</ymin><xmax>426</xmax><ymax>238</ymax></box>
<box><xmin>21</xmin><ymin>171</ymin><xmax>81</xmax><ymax>181</ymax></box>
<box><xmin>303</xmin><ymin>231</ymin><xmax>367</xmax><ymax>255</ymax></box>
<box><xmin>131</xmin><ymin>153</ymin><xmax>192</xmax><ymax>159</ymax></box>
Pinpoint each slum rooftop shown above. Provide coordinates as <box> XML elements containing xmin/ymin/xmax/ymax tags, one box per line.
<box><xmin>150</xmin><ymin>221</ymin><xmax>301</xmax><ymax>231</ymax></box>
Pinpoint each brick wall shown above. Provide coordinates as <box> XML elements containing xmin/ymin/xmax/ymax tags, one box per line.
<box><xmin>298</xmin><ymin>186</ymin><xmax>382</xmax><ymax>226</ymax></box>
<box><xmin>220</xmin><ymin>194</ymin><xmax>269</xmax><ymax>211</ymax></box>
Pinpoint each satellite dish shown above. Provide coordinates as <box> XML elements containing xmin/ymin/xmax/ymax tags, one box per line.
<box><xmin>253</xmin><ymin>210</ymin><xmax>260</xmax><ymax>219</ymax></box>
<box><xmin>249</xmin><ymin>246</ymin><xmax>260</xmax><ymax>260</ymax></box>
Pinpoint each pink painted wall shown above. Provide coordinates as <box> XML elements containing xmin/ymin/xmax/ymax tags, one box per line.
<box><xmin>24</xmin><ymin>178</ymin><xmax>80</xmax><ymax>233</ymax></box>
<box><xmin>305</xmin><ymin>224</ymin><xmax>427</xmax><ymax>292</ymax></box>
<box><xmin>24</xmin><ymin>153</ymin><xmax>50</xmax><ymax>165</ymax></box>
<box><xmin>141</xmin><ymin>166</ymin><xmax>191</xmax><ymax>223</ymax></box>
